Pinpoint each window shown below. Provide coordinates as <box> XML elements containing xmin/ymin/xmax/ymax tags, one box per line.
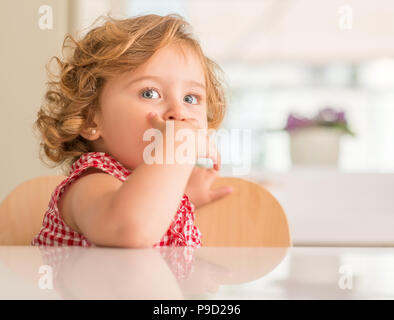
<box><xmin>125</xmin><ymin>0</ymin><xmax>394</xmax><ymax>173</ymax></box>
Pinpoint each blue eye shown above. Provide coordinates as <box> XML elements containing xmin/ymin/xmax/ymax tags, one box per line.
<box><xmin>141</xmin><ymin>88</ymin><xmax>160</xmax><ymax>99</ymax></box>
<box><xmin>184</xmin><ymin>94</ymin><xmax>199</xmax><ymax>105</ymax></box>
<box><xmin>140</xmin><ymin>87</ymin><xmax>200</xmax><ymax>105</ymax></box>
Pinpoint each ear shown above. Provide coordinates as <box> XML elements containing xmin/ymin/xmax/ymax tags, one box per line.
<box><xmin>80</xmin><ymin>112</ymin><xmax>101</xmax><ymax>141</ymax></box>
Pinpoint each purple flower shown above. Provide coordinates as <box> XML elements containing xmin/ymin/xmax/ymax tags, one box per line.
<box><xmin>337</xmin><ymin>111</ymin><xmax>346</xmax><ymax>123</ymax></box>
<box><xmin>315</xmin><ymin>108</ymin><xmax>339</xmax><ymax>122</ymax></box>
<box><xmin>285</xmin><ymin>113</ymin><xmax>314</xmax><ymax>131</ymax></box>
<box><xmin>284</xmin><ymin>107</ymin><xmax>350</xmax><ymax>131</ymax></box>
<box><xmin>314</xmin><ymin>107</ymin><xmax>348</xmax><ymax>125</ymax></box>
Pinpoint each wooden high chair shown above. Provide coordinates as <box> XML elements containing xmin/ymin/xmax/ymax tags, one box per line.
<box><xmin>195</xmin><ymin>177</ymin><xmax>292</xmax><ymax>247</ymax></box>
<box><xmin>0</xmin><ymin>175</ymin><xmax>292</xmax><ymax>247</ymax></box>
<box><xmin>0</xmin><ymin>175</ymin><xmax>66</xmax><ymax>245</ymax></box>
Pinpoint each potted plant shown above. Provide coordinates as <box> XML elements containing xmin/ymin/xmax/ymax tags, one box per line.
<box><xmin>284</xmin><ymin>107</ymin><xmax>355</xmax><ymax>167</ymax></box>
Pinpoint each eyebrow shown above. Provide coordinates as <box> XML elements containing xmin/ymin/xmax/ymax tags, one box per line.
<box><xmin>126</xmin><ymin>75</ymin><xmax>206</xmax><ymax>91</ymax></box>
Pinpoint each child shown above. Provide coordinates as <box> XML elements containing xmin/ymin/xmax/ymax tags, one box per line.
<box><xmin>31</xmin><ymin>13</ymin><xmax>232</xmax><ymax>248</ymax></box>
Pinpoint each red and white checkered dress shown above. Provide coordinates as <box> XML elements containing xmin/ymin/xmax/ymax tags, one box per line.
<box><xmin>31</xmin><ymin>152</ymin><xmax>202</xmax><ymax>248</ymax></box>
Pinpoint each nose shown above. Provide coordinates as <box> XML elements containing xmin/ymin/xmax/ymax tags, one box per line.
<box><xmin>162</xmin><ymin>102</ymin><xmax>186</xmax><ymax>121</ymax></box>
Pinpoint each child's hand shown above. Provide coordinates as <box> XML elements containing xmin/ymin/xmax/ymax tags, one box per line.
<box><xmin>185</xmin><ymin>165</ymin><xmax>233</xmax><ymax>209</ymax></box>
<box><xmin>147</xmin><ymin>112</ymin><xmax>220</xmax><ymax>170</ymax></box>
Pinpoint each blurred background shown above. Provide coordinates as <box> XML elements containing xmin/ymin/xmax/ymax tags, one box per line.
<box><xmin>1</xmin><ymin>0</ymin><xmax>393</xmax><ymax>248</ymax></box>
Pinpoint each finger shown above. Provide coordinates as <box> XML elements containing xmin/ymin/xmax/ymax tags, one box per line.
<box><xmin>147</xmin><ymin>112</ymin><xmax>157</xmax><ymax>124</ymax></box>
<box><xmin>197</xmin><ymin>145</ymin><xmax>217</xmax><ymax>169</ymax></box>
<box><xmin>207</xmin><ymin>167</ymin><xmax>218</xmax><ymax>177</ymax></box>
<box><xmin>215</xmin><ymin>150</ymin><xmax>221</xmax><ymax>171</ymax></box>
<box><xmin>210</xmin><ymin>147</ymin><xmax>220</xmax><ymax>171</ymax></box>
<box><xmin>147</xmin><ymin>112</ymin><xmax>164</xmax><ymax>129</ymax></box>
<box><xmin>209</xmin><ymin>185</ymin><xmax>233</xmax><ymax>203</ymax></box>
<box><xmin>208</xmin><ymin>152</ymin><xmax>219</xmax><ymax>171</ymax></box>
<box><xmin>207</xmin><ymin>138</ymin><xmax>220</xmax><ymax>171</ymax></box>
<box><xmin>184</xmin><ymin>117</ymin><xmax>200</xmax><ymax>129</ymax></box>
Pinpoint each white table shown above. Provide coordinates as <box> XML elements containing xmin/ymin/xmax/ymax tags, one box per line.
<box><xmin>0</xmin><ymin>246</ymin><xmax>393</xmax><ymax>299</ymax></box>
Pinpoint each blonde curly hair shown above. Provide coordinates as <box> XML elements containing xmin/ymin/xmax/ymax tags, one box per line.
<box><xmin>35</xmin><ymin>13</ymin><xmax>228</xmax><ymax>174</ymax></box>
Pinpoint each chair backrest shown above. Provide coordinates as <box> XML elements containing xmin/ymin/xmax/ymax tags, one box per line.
<box><xmin>0</xmin><ymin>175</ymin><xmax>292</xmax><ymax>247</ymax></box>
<box><xmin>0</xmin><ymin>176</ymin><xmax>66</xmax><ymax>245</ymax></box>
<box><xmin>195</xmin><ymin>177</ymin><xmax>292</xmax><ymax>247</ymax></box>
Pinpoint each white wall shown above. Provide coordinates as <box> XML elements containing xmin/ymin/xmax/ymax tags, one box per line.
<box><xmin>0</xmin><ymin>0</ymin><xmax>129</xmax><ymax>202</ymax></box>
<box><xmin>0</xmin><ymin>0</ymin><xmax>69</xmax><ymax>201</ymax></box>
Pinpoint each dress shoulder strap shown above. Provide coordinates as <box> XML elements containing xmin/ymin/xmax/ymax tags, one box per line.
<box><xmin>52</xmin><ymin>152</ymin><xmax>131</xmax><ymax>212</ymax></box>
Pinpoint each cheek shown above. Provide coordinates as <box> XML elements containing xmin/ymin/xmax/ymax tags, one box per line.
<box><xmin>196</xmin><ymin>107</ymin><xmax>208</xmax><ymax>129</ymax></box>
<box><xmin>100</xmin><ymin>106</ymin><xmax>144</xmax><ymax>144</ymax></box>
<box><xmin>100</xmin><ymin>108</ymin><xmax>152</xmax><ymax>166</ymax></box>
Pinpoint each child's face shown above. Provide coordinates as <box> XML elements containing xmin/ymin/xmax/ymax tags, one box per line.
<box><xmin>89</xmin><ymin>43</ymin><xmax>208</xmax><ymax>170</ymax></box>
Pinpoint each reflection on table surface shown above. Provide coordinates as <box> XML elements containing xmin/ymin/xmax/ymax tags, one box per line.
<box><xmin>0</xmin><ymin>246</ymin><xmax>393</xmax><ymax>299</ymax></box>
